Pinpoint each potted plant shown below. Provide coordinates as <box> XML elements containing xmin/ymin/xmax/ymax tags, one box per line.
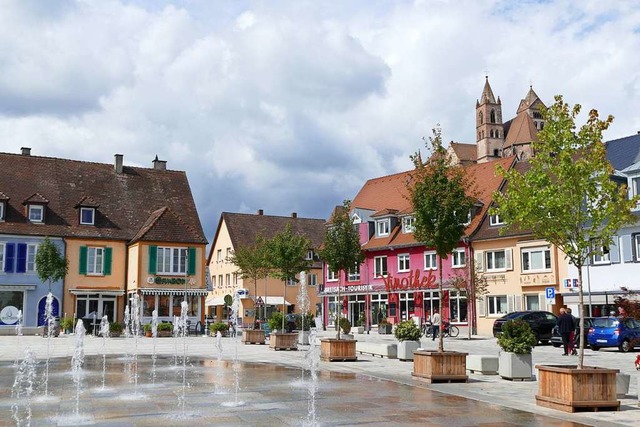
<box><xmin>338</xmin><ymin>317</ymin><xmax>353</xmax><ymax>339</ymax></box>
<box><xmin>267</xmin><ymin>312</ymin><xmax>297</xmax><ymax>350</ymax></box>
<box><xmin>268</xmin><ymin>312</ymin><xmax>283</xmax><ymax>334</ymax></box>
<box><xmin>295</xmin><ymin>312</ymin><xmax>315</xmax><ymax>345</ymax></box>
<box><xmin>209</xmin><ymin>322</ymin><xmax>229</xmax><ymax>337</ymax></box>
<box><xmin>378</xmin><ymin>318</ymin><xmax>392</xmax><ymax>334</ymax></box>
<box><xmin>395</xmin><ymin>320</ymin><xmax>422</xmax><ymax>361</ymax></box>
<box><xmin>156</xmin><ymin>322</ymin><xmax>173</xmax><ymax>337</ymax></box>
<box><xmin>143</xmin><ymin>323</ymin><xmax>153</xmax><ymax>337</ymax></box>
<box><xmin>496</xmin><ymin>319</ymin><xmax>536</xmax><ymax>380</ymax></box>
<box><xmin>355</xmin><ymin>312</ymin><xmax>365</xmax><ymax>334</ymax></box>
<box><xmin>109</xmin><ymin>321</ymin><xmax>124</xmax><ymax>338</ymax></box>
<box><xmin>59</xmin><ymin>317</ymin><xmax>74</xmax><ymax>335</ymax></box>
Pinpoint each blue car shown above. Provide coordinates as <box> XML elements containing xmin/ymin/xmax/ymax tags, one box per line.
<box><xmin>587</xmin><ymin>317</ymin><xmax>640</xmax><ymax>352</ymax></box>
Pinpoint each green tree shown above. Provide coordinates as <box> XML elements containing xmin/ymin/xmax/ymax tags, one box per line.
<box><xmin>408</xmin><ymin>127</ymin><xmax>475</xmax><ymax>352</ymax></box>
<box><xmin>35</xmin><ymin>237</ymin><xmax>68</xmax><ymax>292</ymax></box>
<box><xmin>318</xmin><ymin>200</ymin><xmax>365</xmax><ymax>339</ymax></box>
<box><xmin>447</xmin><ymin>262</ymin><xmax>489</xmax><ymax>339</ymax></box>
<box><xmin>265</xmin><ymin>223</ymin><xmax>312</xmax><ymax>330</ymax></box>
<box><xmin>493</xmin><ymin>95</ymin><xmax>638</xmax><ymax>368</ymax></box>
<box><xmin>226</xmin><ymin>236</ymin><xmax>270</xmax><ymax>327</ymax></box>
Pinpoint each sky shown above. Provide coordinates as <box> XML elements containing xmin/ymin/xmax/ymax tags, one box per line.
<box><xmin>1</xmin><ymin>0</ymin><xmax>639</xmax><ymax>242</ymax></box>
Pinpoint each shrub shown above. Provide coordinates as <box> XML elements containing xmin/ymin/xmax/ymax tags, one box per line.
<box><xmin>143</xmin><ymin>323</ymin><xmax>152</xmax><ymax>333</ymax></box>
<box><xmin>268</xmin><ymin>312</ymin><xmax>284</xmax><ymax>331</ymax></box>
<box><xmin>59</xmin><ymin>317</ymin><xmax>74</xmax><ymax>331</ymax></box>
<box><xmin>335</xmin><ymin>317</ymin><xmax>351</xmax><ymax>335</ymax></box>
<box><xmin>209</xmin><ymin>322</ymin><xmax>229</xmax><ymax>334</ymax></box>
<box><xmin>497</xmin><ymin>319</ymin><xmax>537</xmax><ymax>354</ymax></box>
<box><xmin>157</xmin><ymin>322</ymin><xmax>173</xmax><ymax>332</ymax></box>
<box><xmin>394</xmin><ymin>320</ymin><xmax>422</xmax><ymax>342</ymax></box>
<box><xmin>295</xmin><ymin>313</ymin><xmax>315</xmax><ymax>331</ymax></box>
<box><xmin>109</xmin><ymin>322</ymin><xmax>124</xmax><ymax>333</ymax></box>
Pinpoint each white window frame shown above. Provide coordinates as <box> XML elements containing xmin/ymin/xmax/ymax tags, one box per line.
<box><xmin>592</xmin><ymin>245</ymin><xmax>610</xmax><ymax>264</ymax></box>
<box><xmin>80</xmin><ymin>207</ymin><xmax>95</xmax><ymax>225</ymax></box>
<box><xmin>87</xmin><ymin>247</ymin><xmax>105</xmax><ymax>276</ymax></box>
<box><xmin>374</xmin><ymin>256</ymin><xmax>388</xmax><ymax>277</ymax></box>
<box><xmin>0</xmin><ymin>243</ymin><xmax>4</xmax><ymax>271</ymax></box>
<box><xmin>348</xmin><ymin>263</ymin><xmax>360</xmax><ymax>281</ymax></box>
<box><xmin>489</xmin><ymin>214</ymin><xmax>503</xmax><ymax>226</ymax></box>
<box><xmin>487</xmin><ymin>295</ymin><xmax>508</xmax><ymax>316</ymax></box>
<box><xmin>402</xmin><ymin>216</ymin><xmax>415</xmax><ymax>234</ymax></box>
<box><xmin>306</xmin><ymin>250</ymin><xmax>314</xmax><ymax>260</ymax></box>
<box><xmin>630</xmin><ymin>176</ymin><xmax>640</xmax><ymax>204</ymax></box>
<box><xmin>0</xmin><ymin>201</ymin><xmax>4</xmax><ymax>221</ymax></box>
<box><xmin>216</xmin><ymin>249</ymin><xmax>222</xmax><ymax>262</ymax></box>
<box><xmin>225</xmin><ymin>273</ymin><xmax>231</xmax><ymax>288</ymax></box>
<box><xmin>485</xmin><ymin>249</ymin><xmax>512</xmax><ymax>272</ymax></box>
<box><xmin>157</xmin><ymin>247</ymin><xmax>187</xmax><ymax>275</ymax></box>
<box><xmin>28</xmin><ymin>205</ymin><xmax>44</xmax><ymax>223</ymax></box>
<box><xmin>26</xmin><ymin>244</ymin><xmax>38</xmax><ymax>272</ymax></box>
<box><xmin>226</xmin><ymin>247</ymin><xmax>232</xmax><ymax>259</ymax></box>
<box><xmin>308</xmin><ymin>273</ymin><xmax>318</xmax><ymax>286</ymax></box>
<box><xmin>211</xmin><ymin>276</ymin><xmax>216</xmax><ymax>288</ymax></box>
<box><xmin>327</xmin><ymin>269</ymin><xmax>338</xmax><ymax>282</ymax></box>
<box><xmin>397</xmin><ymin>253</ymin><xmax>410</xmax><ymax>272</ymax></box>
<box><xmin>423</xmin><ymin>251</ymin><xmax>437</xmax><ymax>270</ymax></box>
<box><xmin>521</xmin><ymin>246</ymin><xmax>551</xmax><ymax>273</ymax></box>
<box><xmin>451</xmin><ymin>249</ymin><xmax>466</xmax><ymax>268</ymax></box>
<box><xmin>286</xmin><ymin>277</ymin><xmax>297</xmax><ymax>286</ymax></box>
<box><xmin>634</xmin><ymin>234</ymin><xmax>640</xmax><ymax>261</ymax></box>
<box><xmin>376</xmin><ymin>219</ymin><xmax>390</xmax><ymax>237</ymax></box>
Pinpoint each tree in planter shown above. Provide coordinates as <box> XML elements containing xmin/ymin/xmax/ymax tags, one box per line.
<box><xmin>497</xmin><ymin>319</ymin><xmax>537</xmax><ymax>354</ymax></box>
<box><xmin>265</xmin><ymin>224</ymin><xmax>312</xmax><ymax>331</ymax></box>
<box><xmin>319</xmin><ymin>200</ymin><xmax>365</xmax><ymax>340</ymax></box>
<box><xmin>408</xmin><ymin>127</ymin><xmax>475</xmax><ymax>352</ymax></box>
<box><xmin>493</xmin><ymin>95</ymin><xmax>638</xmax><ymax>369</ymax></box>
<box><xmin>226</xmin><ymin>236</ymin><xmax>270</xmax><ymax>328</ymax></box>
<box><xmin>447</xmin><ymin>263</ymin><xmax>489</xmax><ymax>339</ymax></box>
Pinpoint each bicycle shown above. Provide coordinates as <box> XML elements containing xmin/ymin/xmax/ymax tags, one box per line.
<box><xmin>421</xmin><ymin>319</ymin><xmax>459</xmax><ymax>338</ymax></box>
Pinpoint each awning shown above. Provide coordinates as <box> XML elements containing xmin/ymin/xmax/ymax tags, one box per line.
<box><xmin>205</xmin><ymin>296</ymin><xmax>226</xmax><ymax>306</ymax></box>
<box><xmin>138</xmin><ymin>288</ymin><xmax>208</xmax><ymax>296</ymax></box>
<box><xmin>0</xmin><ymin>285</ymin><xmax>36</xmax><ymax>291</ymax></box>
<box><xmin>69</xmin><ymin>289</ymin><xmax>125</xmax><ymax>296</ymax></box>
<box><xmin>561</xmin><ymin>291</ymin><xmax>625</xmax><ymax>305</ymax></box>
<box><xmin>264</xmin><ymin>296</ymin><xmax>292</xmax><ymax>306</ymax></box>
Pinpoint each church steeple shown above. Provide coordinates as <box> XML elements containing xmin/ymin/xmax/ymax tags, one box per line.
<box><xmin>476</xmin><ymin>76</ymin><xmax>504</xmax><ymax>163</ymax></box>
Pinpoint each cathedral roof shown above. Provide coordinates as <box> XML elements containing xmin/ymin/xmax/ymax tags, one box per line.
<box><xmin>478</xmin><ymin>77</ymin><xmax>497</xmax><ymax>105</ymax></box>
<box><xmin>517</xmin><ymin>86</ymin><xmax>545</xmax><ymax>113</ymax></box>
<box><xmin>503</xmin><ymin>110</ymin><xmax>539</xmax><ymax>149</ymax></box>
<box><xmin>448</xmin><ymin>142</ymin><xmax>477</xmax><ymax>165</ymax></box>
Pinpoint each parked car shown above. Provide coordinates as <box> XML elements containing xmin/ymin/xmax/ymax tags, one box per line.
<box><xmin>587</xmin><ymin>317</ymin><xmax>640</xmax><ymax>352</ymax></box>
<box><xmin>492</xmin><ymin>311</ymin><xmax>557</xmax><ymax>345</ymax></box>
<box><xmin>550</xmin><ymin>317</ymin><xmax>594</xmax><ymax>348</ymax></box>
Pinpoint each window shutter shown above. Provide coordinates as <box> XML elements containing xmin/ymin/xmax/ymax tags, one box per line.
<box><xmin>16</xmin><ymin>243</ymin><xmax>27</xmax><ymax>273</ymax></box>
<box><xmin>505</xmin><ymin>248</ymin><xmax>513</xmax><ymax>270</ymax></box>
<box><xmin>538</xmin><ymin>293</ymin><xmax>547</xmax><ymax>311</ymax></box>
<box><xmin>148</xmin><ymin>246</ymin><xmax>157</xmax><ymax>274</ymax></box>
<box><xmin>4</xmin><ymin>243</ymin><xmax>15</xmax><ymax>273</ymax></box>
<box><xmin>104</xmin><ymin>247</ymin><xmax>112</xmax><ymax>275</ymax></box>
<box><xmin>610</xmin><ymin>236</ymin><xmax>620</xmax><ymax>263</ymax></box>
<box><xmin>474</xmin><ymin>251</ymin><xmax>484</xmax><ymax>272</ymax></box>
<box><xmin>507</xmin><ymin>294</ymin><xmax>515</xmax><ymax>313</ymax></box>
<box><xmin>477</xmin><ymin>297</ymin><xmax>486</xmax><ymax>317</ymax></box>
<box><xmin>79</xmin><ymin>246</ymin><xmax>87</xmax><ymax>275</ymax></box>
<box><xmin>188</xmin><ymin>247</ymin><xmax>196</xmax><ymax>275</ymax></box>
<box><xmin>622</xmin><ymin>235</ymin><xmax>633</xmax><ymax>262</ymax></box>
<box><xmin>515</xmin><ymin>294</ymin><xmax>523</xmax><ymax>311</ymax></box>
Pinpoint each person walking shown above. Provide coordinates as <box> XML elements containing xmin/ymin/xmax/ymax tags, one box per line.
<box><xmin>567</xmin><ymin>307</ymin><xmax>577</xmax><ymax>356</ymax></box>
<box><xmin>431</xmin><ymin>309</ymin><xmax>441</xmax><ymax>341</ymax></box>
<box><xmin>557</xmin><ymin>308</ymin><xmax>574</xmax><ymax>356</ymax></box>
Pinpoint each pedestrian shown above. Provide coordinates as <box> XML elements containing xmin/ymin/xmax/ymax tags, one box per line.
<box><xmin>556</xmin><ymin>308</ymin><xmax>574</xmax><ymax>356</ymax></box>
<box><xmin>566</xmin><ymin>307</ymin><xmax>577</xmax><ymax>356</ymax></box>
<box><xmin>431</xmin><ymin>309</ymin><xmax>441</xmax><ymax>341</ymax></box>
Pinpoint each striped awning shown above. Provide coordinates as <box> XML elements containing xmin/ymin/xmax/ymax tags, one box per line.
<box><xmin>138</xmin><ymin>288</ymin><xmax>208</xmax><ymax>296</ymax></box>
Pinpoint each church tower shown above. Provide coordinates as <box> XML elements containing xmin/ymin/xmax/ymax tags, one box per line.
<box><xmin>476</xmin><ymin>77</ymin><xmax>504</xmax><ymax>163</ymax></box>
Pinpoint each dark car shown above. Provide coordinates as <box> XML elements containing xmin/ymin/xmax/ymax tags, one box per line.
<box><xmin>550</xmin><ymin>317</ymin><xmax>594</xmax><ymax>348</ymax></box>
<box><xmin>587</xmin><ymin>317</ymin><xmax>640</xmax><ymax>352</ymax></box>
<box><xmin>492</xmin><ymin>311</ymin><xmax>558</xmax><ymax>344</ymax></box>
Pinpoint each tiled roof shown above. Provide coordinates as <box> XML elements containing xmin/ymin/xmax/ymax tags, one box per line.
<box><xmin>0</xmin><ymin>151</ymin><xmax>207</xmax><ymax>244</ymax></box>
<box><xmin>503</xmin><ymin>111</ymin><xmax>539</xmax><ymax>149</ymax></box>
<box><xmin>606</xmin><ymin>133</ymin><xmax>640</xmax><ymax>171</ymax></box>
<box><xmin>23</xmin><ymin>192</ymin><xmax>49</xmax><ymax>204</ymax></box>
<box><xmin>356</xmin><ymin>157</ymin><xmax>516</xmax><ymax>250</ymax></box>
<box><xmin>74</xmin><ymin>196</ymin><xmax>100</xmax><ymax>208</ymax></box>
<box><xmin>130</xmin><ymin>207</ymin><xmax>204</xmax><ymax>244</ymax></box>
<box><xmin>448</xmin><ymin>142</ymin><xmax>477</xmax><ymax>164</ymax></box>
<box><xmin>517</xmin><ymin>86</ymin><xmax>545</xmax><ymax>114</ymax></box>
<box><xmin>371</xmin><ymin>208</ymin><xmax>400</xmax><ymax>218</ymax></box>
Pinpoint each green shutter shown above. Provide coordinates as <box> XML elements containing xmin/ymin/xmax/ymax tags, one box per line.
<box><xmin>148</xmin><ymin>246</ymin><xmax>157</xmax><ymax>274</ymax></box>
<box><xmin>104</xmin><ymin>247</ymin><xmax>112</xmax><ymax>275</ymax></box>
<box><xmin>79</xmin><ymin>246</ymin><xmax>87</xmax><ymax>275</ymax></box>
<box><xmin>188</xmin><ymin>247</ymin><xmax>196</xmax><ymax>275</ymax></box>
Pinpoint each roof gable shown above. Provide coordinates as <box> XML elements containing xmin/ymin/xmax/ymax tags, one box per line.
<box><xmin>504</xmin><ymin>111</ymin><xmax>539</xmax><ymax>149</ymax></box>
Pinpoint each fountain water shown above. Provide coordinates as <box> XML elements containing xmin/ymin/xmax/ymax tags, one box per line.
<box><xmin>13</xmin><ymin>310</ymin><xmax>23</xmax><ymax>367</ymax></box>
<box><xmin>123</xmin><ymin>304</ymin><xmax>131</xmax><ymax>339</ymax></box>
<box><xmin>297</xmin><ymin>271</ymin><xmax>310</xmax><ymax>345</ymax></box>
<box><xmin>41</xmin><ymin>292</ymin><xmax>54</xmax><ymax>396</ymax></box>
<box><xmin>214</xmin><ymin>331</ymin><xmax>225</xmax><ymax>395</ymax></box>
<box><xmin>305</xmin><ymin>327</ymin><xmax>320</xmax><ymax>426</ymax></box>
<box><xmin>11</xmin><ymin>349</ymin><xmax>36</xmax><ymax>427</ymax></box>
<box><xmin>151</xmin><ymin>310</ymin><xmax>158</xmax><ymax>384</ymax></box>
<box><xmin>99</xmin><ymin>315</ymin><xmax>110</xmax><ymax>390</ymax></box>
<box><xmin>71</xmin><ymin>320</ymin><xmax>86</xmax><ymax>416</ymax></box>
<box><xmin>130</xmin><ymin>294</ymin><xmax>141</xmax><ymax>396</ymax></box>
<box><xmin>172</xmin><ymin>315</ymin><xmax>180</xmax><ymax>367</ymax></box>
<box><xmin>178</xmin><ymin>301</ymin><xmax>189</xmax><ymax>416</ymax></box>
<box><xmin>221</xmin><ymin>292</ymin><xmax>244</xmax><ymax>407</ymax></box>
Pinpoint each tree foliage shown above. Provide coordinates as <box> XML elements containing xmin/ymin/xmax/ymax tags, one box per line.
<box><xmin>493</xmin><ymin>95</ymin><xmax>638</xmax><ymax>368</ymax></box>
<box><xmin>408</xmin><ymin>127</ymin><xmax>475</xmax><ymax>352</ymax></box>
<box><xmin>496</xmin><ymin>319</ymin><xmax>537</xmax><ymax>354</ymax></box>
<box><xmin>35</xmin><ymin>237</ymin><xmax>68</xmax><ymax>291</ymax></box>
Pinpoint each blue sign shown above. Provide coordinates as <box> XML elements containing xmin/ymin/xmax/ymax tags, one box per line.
<box><xmin>545</xmin><ymin>287</ymin><xmax>555</xmax><ymax>299</ymax></box>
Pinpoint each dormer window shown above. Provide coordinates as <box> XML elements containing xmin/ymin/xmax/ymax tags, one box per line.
<box><xmin>80</xmin><ymin>207</ymin><xmax>95</xmax><ymax>225</ymax></box>
<box><xmin>489</xmin><ymin>214</ymin><xmax>504</xmax><ymax>226</ymax></box>
<box><xmin>402</xmin><ymin>216</ymin><xmax>415</xmax><ymax>233</ymax></box>
<box><xmin>376</xmin><ymin>219</ymin><xmax>390</xmax><ymax>237</ymax></box>
<box><xmin>28</xmin><ymin>205</ymin><xmax>44</xmax><ymax>223</ymax></box>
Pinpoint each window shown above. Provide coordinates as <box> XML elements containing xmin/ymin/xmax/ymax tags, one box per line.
<box><xmin>0</xmin><ymin>243</ymin><xmax>4</xmax><ymax>271</ymax></box>
<box><xmin>28</xmin><ymin>205</ymin><xmax>44</xmax><ymax>223</ymax></box>
<box><xmin>487</xmin><ymin>295</ymin><xmax>508</xmax><ymax>316</ymax></box>
<box><xmin>376</xmin><ymin>220</ymin><xmax>390</xmax><ymax>237</ymax></box>
<box><xmin>211</xmin><ymin>276</ymin><xmax>216</xmax><ymax>288</ymax></box>
<box><xmin>402</xmin><ymin>217</ymin><xmax>415</xmax><ymax>234</ymax></box>
<box><xmin>225</xmin><ymin>274</ymin><xmax>231</xmax><ymax>288</ymax></box>
<box><xmin>348</xmin><ymin>263</ymin><xmax>360</xmax><ymax>281</ymax></box>
<box><xmin>631</xmin><ymin>177</ymin><xmax>640</xmax><ymax>201</ymax></box>
<box><xmin>306</xmin><ymin>250</ymin><xmax>314</xmax><ymax>260</ymax></box>
<box><xmin>397</xmin><ymin>254</ymin><xmax>410</xmax><ymax>272</ymax></box>
<box><xmin>525</xmin><ymin>294</ymin><xmax>540</xmax><ymax>310</ymax></box>
<box><xmin>451</xmin><ymin>249</ymin><xmax>466</xmax><ymax>268</ymax></box>
<box><xmin>485</xmin><ymin>249</ymin><xmax>512</xmax><ymax>271</ymax></box>
<box><xmin>286</xmin><ymin>277</ymin><xmax>297</xmax><ymax>286</ymax></box>
<box><xmin>307</xmin><ymin>273</ymin><xmax>318</xmax><ymax>286</ymax></box>
<box><xmin>489</xmin><ymin>214</ymin><xmax>503</xmax><ymax>226</ymax></box>
<box><xmin>424</xmin><ymin>251</ymin><xmax>437</xmax><ymax>270</ymax></box>
<box><xmin>87</xmin><ymin>247</ymin><xmax>104</xmax><ymax>275</ymax></box>
<box><xmin>226</xmin><ymin>247</ymin><xmax>231</xmax><ymax>259</ymax></box>
<box><xmin>234</xmin><ymin>273</ymin><xmax>239</xmax><ymax>286</ymax></box>
<box><xmin>634</xmin><ymin>234</ymin><xmax>640</xmax><ymax>261</ymax></box>
<box><xmin>521</xmin><ymin>247</ymin><xmax>551</xmax><ymax>272</ymax></box>
<box><xmin>157</xmin><ymin>247</ymin><xmax>187</xmax><ymax>274</ymax></box>
<box><xmin>490</xmin><ymin>109</ymin><xmax>496</xmax><ymax>123</ymax></box>
<box><xmin>216</xmin><ymin>249</ymin><xmax>222</xmax><ymax>262</ymax></box>
<box><xmin>80</xmin><ymin>207</ymin><xmax>95</xmax><ymax>225</ymax></box>
<box><xmin>218</xmin><ymin>275</ymin><xmax>223</xmax><ymax>289</ymax></box>
<box><xmin>26</xmin><ymin>244</ymin><xmax>38</xmax><ymax>272</ymax></box>
<box><xmin>592</xmin><ymin>245</ymin><xmax>610</xmax><ymax>264</ymax></box>
<box><xmin>0</xmin><ymin>202</ymin><xmax>4</xmax><ymax>221</ymax></box>
<box><xmin>479</xmin><ymin>111</ymin><xmax>484</xmax><ymax>124</ymax></box>
<box><xmin>374</xmin><ymin>256</ymin><xmax>388</xmax><ymax>277</ymax></box>
<box><xmin>327</xmin><ymin>269</ymin><xmax>338</xmax><ymax>282</ymax></box>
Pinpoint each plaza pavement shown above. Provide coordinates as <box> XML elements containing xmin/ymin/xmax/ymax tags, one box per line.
<box><xmin>1</xmin><ymin>328</ymin><xmax>638</xmax><ymax>427</ymax></box>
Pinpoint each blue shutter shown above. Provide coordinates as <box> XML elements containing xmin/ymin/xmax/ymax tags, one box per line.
<box><xmin>621</xmin><ymin>235</ymin><xmax>634</xmax><ymax>263</ymax></box>
<box><xmin>4</xmin><ymin>243</ymin><xmax>15</xmax><ymax>273</ymax></box>
<box><xmin>16</xmin><ymin>243</ymin><xmax>27</xmax><ymax>273</ymax></box>
<box><xmin>610</xmin><ymin>236</ymin><xmax>620</xmax><ymax>264</ymax></box>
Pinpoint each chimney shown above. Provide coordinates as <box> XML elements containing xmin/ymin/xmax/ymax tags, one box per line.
<box><xmin>21</xmin><ymin>147</ymin><xmax>31</xmax><ymax>156</ymax></box>
<box><xmin>257</xmin><ymin>209</ymin><xmax>264</xmax><ymax>215</ymax></box>
<box><xmin>291</xmin><ymin>212</ymin><xmax>297</xmax><ymax>218</ymax></box>
<box><xmin>152</xmin><ymin>155</ymin><xmax>167</xmax><ymax>170</ymax></box>
<box><xmin>114</xmin><ymin>154</ymin><xmax>123</xmax><ymax>174</ymax></box>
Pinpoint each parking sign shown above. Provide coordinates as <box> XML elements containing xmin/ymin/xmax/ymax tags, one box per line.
<box><xmin>545</xmin><ymin>287</ymin><xmax>555</xmax><ymax>299</ymax></box>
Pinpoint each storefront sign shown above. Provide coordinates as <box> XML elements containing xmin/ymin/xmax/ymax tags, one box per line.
<box><xmin>383</xmin><ymin>269</ymin><xmax>436</xmax><ymax>292</ymax></box>
<box><xmin>147</xmin><ymin>276</ymin><xmax>197</xmax><ymax>286</ymax></box>
<box><xmin>323</xmin><ymin>284</ymin><xmax>374</xmax><ymax>294</ymax></box>
<box><xmin>0</xmin><ymin>306</ymin><xmax>19</xmax><ymax>325</ymax></box>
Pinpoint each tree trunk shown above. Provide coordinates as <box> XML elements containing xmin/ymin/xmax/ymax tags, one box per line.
<box><xmin>577</xmin><ymin>264</ymin><xmax>584</xmax><ymax>369</ymax></box>
<box><xmin>438</xmin><ymin>256</ymin><xmax>444</xmax><ymax>353</ymax></box>
<box><xmin>336</xmin><ymin>273</ymin><xmax>342</xmax><ymax>340</ymax></box>
<box><xmin>282</xmin><ymin>279</ymin><xmax>286</xmax><ymax>331</ymax></box>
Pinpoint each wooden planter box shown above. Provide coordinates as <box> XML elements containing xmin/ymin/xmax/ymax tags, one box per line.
<box><xmin>535</xmin><ymin>365</ymin><xmax>620</xmax><ymax>412</ymax></box>
<box><xmin>243</xmin><ymin>329</ymin><xmax>266</xmax><ymax>345</ymax></box>
<box><xmin>412</xmin><ymin>350</ymin><xmax>468</xmax><ymax>383</ymax></box>
<box><xmin>157</xmin><ymin>330</ymin><xmax>172</xmax><ymax>337</ymax></box>
<box><xmin>320</xmin><ymin>338</ymin><xmax>357</xmax><ymax>362</ymax></box>
<box><xmin>269</xmin><ymin>332</ymin><xmax>298</xmax><ymax>350</ymax></box>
